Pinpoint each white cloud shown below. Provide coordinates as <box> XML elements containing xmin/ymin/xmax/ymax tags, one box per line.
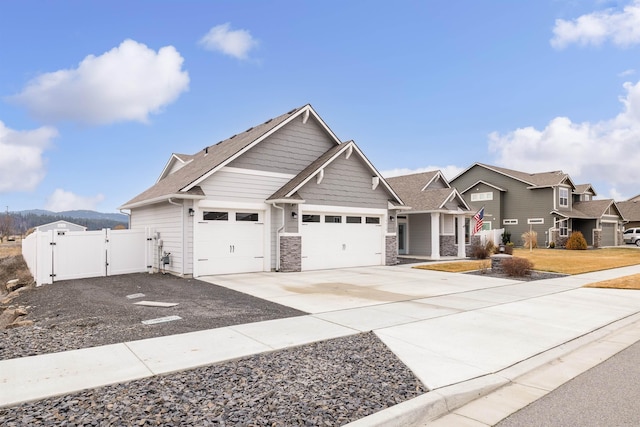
<box><xmin>551</xmin><ymin>0</ymin><xmax>640</xmax><ymax>49</ymax></box>
<box><xmin>488</xmin><ymin>79</ymin><xmax>640</xmax><ymax>198</ymax></box>
<box><xmin>45</xmin><ymin>189</ymin><xmax>105</xmax><ymax>212</ymax></box>
<box><xmin>199</xmin><ymin>23</ymin><xmax>258</xmax><ymax>60</ymax></box>
<box><xmin>9</xmin><ymin>39</ymin><xmax>189</xmax><ymax>125</ymax></box>
<box><xmin>382</xmin><ymin>165</ymin><xmax>465</xmax><ymax>180</ymax></box>
<box><xmin>0</xmin><ymin>121</ymin><xmax>57</xmax><ymax>192</ymax></box>
<box><xmin>619</xmin><ymin>68</ymin><xmax>636</xmax><ymax>77</ymax></box>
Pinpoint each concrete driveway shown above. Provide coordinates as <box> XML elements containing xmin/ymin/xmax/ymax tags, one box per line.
<box><xmin>201</xmin><ymin>264</ymin><xmax>640</xmax><ymax>390</ymax></box>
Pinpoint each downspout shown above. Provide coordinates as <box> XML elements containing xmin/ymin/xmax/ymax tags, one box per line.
<box><xmin>271</xmin><ymin>202</ymin><xmax>285</xmax><ymax>271</ymax></box>
<box><xmin>167</xmin><ymin>198</ymin><xmax>184</xmax><ymax>275</ymax></box>
<box><xmin>119</xmin><ymin>209</ymin><xmax>131</xmax><ymax>229</ymax></box>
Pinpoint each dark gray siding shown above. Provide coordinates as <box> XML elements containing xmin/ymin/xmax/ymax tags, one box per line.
<box><xmin>408</xmin><ymin>214</ymin><xmax>431</xmax><ymax>256</ymax></box>
<box><xmin>465</xmin><ymin>182</ymin><xmax>503</xmax><ymax>229</ymax></box>
<box><xmin>297</xmin><ymin>154</ymin><xmax>390</xmax><ymax>209</ymax></box>
<box><xmin>452</xmin><ymin>165</ymin><xmax>555</xmax><ymax>246</ymax></box>
<box><xmin>573</xmin><ymin>219</ymin><xmax>595</xmax><ymax>245</ymax></box>
<box><xmin>228</xmin><ymin>116</ymin><xmax>336</xmax><ymax>175</ymax></box>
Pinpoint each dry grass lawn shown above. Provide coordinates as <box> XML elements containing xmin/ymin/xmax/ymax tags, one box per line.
<box><xmin>413</xmin><ymin>247</ymin><xmax>640</xmax><ymax>289</ymax></box>
<box><xmin>0</xmin><ymin>243</ymin><xmax>21</xmax><ymax>259</ymax></box>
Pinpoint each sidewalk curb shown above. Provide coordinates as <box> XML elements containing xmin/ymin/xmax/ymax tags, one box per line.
<box><xmin>346</xmin><ymin>311</ymin><xmax>640</xmax><ymax>426</ymax></box>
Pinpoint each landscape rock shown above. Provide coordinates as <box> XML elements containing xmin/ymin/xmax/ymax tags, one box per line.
<box><xmin>6</xmin><ymin>279</ymin><xmax>23</xmax><ymax>293</ymax></box>
<box><xmin>6</xmin><ymin>319</ymin><xmax>34</xmax><ymax>329</ymax></box>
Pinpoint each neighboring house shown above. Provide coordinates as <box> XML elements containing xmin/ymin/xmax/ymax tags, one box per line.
<box><xmin>34</xmin><ymin>220</ymin><xmax>87</xmax><ymax>233</ymax></box>
<box><xmin>618</xmin><ymin>196</ymin><xmax>640</xmax><ymax>229</ymax></box>
<box><xmin>386</xmin><ymin>171</ymin><xmax>474</xmax><ymax>259</ymax></box>
<box><xmin>450</xmin><ymin>163</ymin><xmax>625</xmax><ymax>247</ymax></box>
<box><xmin>120</xmin><ymin>104</ymin><xmax>405</xmax><ymax>276</ymax></box>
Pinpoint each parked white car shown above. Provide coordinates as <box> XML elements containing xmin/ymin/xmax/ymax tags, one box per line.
<box><xmin>623</xmin><ymin>228</ymin><xmax>640</xmax><ymax>246</ymax></box>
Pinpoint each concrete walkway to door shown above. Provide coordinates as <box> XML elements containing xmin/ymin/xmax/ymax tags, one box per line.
<box><xmin>2</xmin><ymin>263</ymin><xmax>640</xmax><ymax>425</ymax></box>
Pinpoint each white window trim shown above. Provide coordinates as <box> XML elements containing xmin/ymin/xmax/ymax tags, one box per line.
<box><xmin>559</xmin><ymin>188</ymin><xmax>569</xmax><ymax>208</ymax></box>
<box><xmin>470</xmin><ymin>192</ymin><xmax>493</xmax><ymax>202</ymax></box>
<box><xmin>527</xmin><ymin>218</ymin><xmax>545</xmax><ymax>224</ymax></box>
<box><xmin>503</xmin><ymin>219</ymin><xmax>518</xmax><ymax>225</ymax></box>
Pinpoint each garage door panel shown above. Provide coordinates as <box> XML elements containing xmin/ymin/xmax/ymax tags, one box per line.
<box><xmin>195</xmin><ymin>209</ymin><xmax>264</xmax><ymax>276</ymax></box>
<box><xmin>301</xmin><ymin>213</ymin><xmax>383</xmax><ymax>270</ymax></box>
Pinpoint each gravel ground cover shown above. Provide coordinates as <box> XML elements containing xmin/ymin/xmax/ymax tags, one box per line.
<box><xmin>1</xmin><ymin>273</ymin><xmax>305</xmax><ymax>360</ymax></box>
<box><xmin>465</xmin><ymin>270</ymin><xmax>569</xmax><ymax>281</ymax></box>
<box><xmin>0</xmin><ymin>332</ymin><xmax>428</xmax><ymax>426</ymax></box>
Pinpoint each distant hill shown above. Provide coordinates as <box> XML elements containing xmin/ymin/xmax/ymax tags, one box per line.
<box><xmin>7</xmin><ymin>210</ymin><xmax>129</xmax><ymax>234</ymax></box>
<box><xmin>19</xmin><ymin>209</ymin><xmax>128</xmax><ymax>223</ymax></box>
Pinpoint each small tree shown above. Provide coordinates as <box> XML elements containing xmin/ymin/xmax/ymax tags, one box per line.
<box><xmin>566</xmin><ymin>231</ymin><xmax>588</xmax><ymax>250</ymax></box>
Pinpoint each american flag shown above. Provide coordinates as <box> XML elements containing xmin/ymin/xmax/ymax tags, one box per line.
<box><xmin>473</xmin><ymin>207</ymin><xmax>484</xmax><ymax>235</ymax></box>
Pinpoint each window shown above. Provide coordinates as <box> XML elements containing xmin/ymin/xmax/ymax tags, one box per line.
<box><xmin>559</xmin><ymin>188</ymin><xmax>569</xmax><ymax>207</ymax></box>
<box><xmin>584</xmin><ymin>194</ymin><xmax>591</xmax><ymax>201</ymax></box>
<box><xmin>365</xmin><ymin>217</ymin><xmax>380</xmax><ymax>224</ymax></box>
<box><xmin>503</xmin><ymin>219</ymin><xmax>518</xmax><ymax>225</ymax></box>
<box><xmin>346</xmin><ymin>216</ymin><xmax>362</xmax><ymax>224</ymax></box>
<box><xmin>527</xmin><ymin>218</ymin><xmax>544</xmax><ymax>224</ymax></box>
<box><xmin>470</xmin><ymin>192</ymin><xmax>493</xmax><ymax>202</ymax></box>
<box><xmin>236</xmin><ymin>212</ymin><xmax>259</xmax><ymax>222</ymax></box>
<box><xmin>325</xmin><ymin>215</ymin><xmax>342</xmax><ymax>223</ymax></box>
<box><xmin>302</xmin><ymin>214</ymin><xmax>320</xmax><ymax>223</ymax></box>
<box><xmin>559</xmin><ymin>219</ymin><xmax>568</xmax><ymax>237</ymax></box>
<box><xmin>203</xmin><ymin>211</ymin><xmax>228</xmax><ymax>221</ymax></box>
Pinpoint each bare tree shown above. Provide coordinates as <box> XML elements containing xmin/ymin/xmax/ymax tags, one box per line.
<box><xmin>0</xmin><ymin>214</ymin><xmax>13</xmax><ymax>241</ymax></box>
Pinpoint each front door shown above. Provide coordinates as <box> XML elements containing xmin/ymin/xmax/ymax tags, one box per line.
<box><xmin>398</xmin><ymin>223</ymin><xmax>407</xmax><ymax>255</ymax></box>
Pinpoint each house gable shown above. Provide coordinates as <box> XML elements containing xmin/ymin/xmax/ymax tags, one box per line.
<box><xmin>228</xmin><ymin>112</ymin><xmax>337</xmax><ymax>176</ymax></box>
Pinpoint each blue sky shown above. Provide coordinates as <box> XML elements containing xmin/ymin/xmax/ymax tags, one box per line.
<box><xmin>2</xmin><ymin>0</ymin><xmax>640</xmax><ymax>213</ymax></box>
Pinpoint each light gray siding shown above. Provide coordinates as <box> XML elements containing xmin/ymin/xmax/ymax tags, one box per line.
<box><xmin>298</xmin><ymin>153</ymin><xmax>390</xmax><ymax>209</ymax></box>
<box><xmin>228</xmin><ymin>116</ymin><xmax>336</xmax><ymax>175</ymax></box>
<box><xmin>200</xmin><ymin>168</ymin><xmax>292</xmax><ymax>203</ymax></box>
<box><xmin>427</xmin><ymin>177</ymin><xmax>448</xmax><ymax>189</ymax></box>
<box><xmin>408</xmin><ymin>214</ymin><xmax>431</xmax><ymax>256</ymax></box>
<box><xmin>130</xmin><ymin>202</ymin><xmax>185</xmax><ymax>275</ymax></box>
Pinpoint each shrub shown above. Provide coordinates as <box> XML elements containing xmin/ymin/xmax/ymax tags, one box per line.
<box><xmin>470</xmin><ymin>241</ymin><xmax>490</xmax><ymax>259</ymax></box>
<box><xmin>501</xmin><ymin>257</ymin><xmax>534</xmax><ymax>277</ymax></box>
<box><xmin>502</xmin><ymin>231</ymin><xmax>512</xmax><ymax>245</ymax></box>
<box><xmin>485</xmin><ymin>240</ymin><xmax>496</xmax><ymax>254</ymax></box>
<box><xmin>504</xmin><ymin>243</ymin><xmax>514</xmax><ymax>255</ymax></box>
<box><xmin>549</xmin><ymin>241</ymin><xmax>555</xmax><ymax>249</ymax></box>
<box><xmin>566</xmin><ymin>231</ymin><xmax>588</xmax><ymax>250</ymax></box>
<box><xmin>521</xmin><ymin>231</ymin><xmax>538</xmax><ymax>249</ymax></box>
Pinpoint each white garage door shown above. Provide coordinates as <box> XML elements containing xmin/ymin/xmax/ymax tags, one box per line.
<box><xmin>196</xmin><ymin>210</ymin><xmax>264</xmax><ymax>276</ymax></box>
<box><xmin>301</xmin><ymin>213</ymin><xmax>383</xmax><ymax>270</ymax></box>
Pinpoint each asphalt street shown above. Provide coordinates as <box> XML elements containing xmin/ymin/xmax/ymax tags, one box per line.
<box><xmin>496</xmin><ymin>338</ymin><xmax>640</xmax><ymax>427</ymax></box>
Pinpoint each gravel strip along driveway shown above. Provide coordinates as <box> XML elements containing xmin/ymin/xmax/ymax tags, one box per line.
<box><xmin>1</xmin><ymin>273</ymin><xmax>430</xmax><ymax>425</ymax></box>
<box><xmin>1</xmin><ymin>273</ymin><xmax>305</xmax><ymax>360</ymax></box>
<box><xmin>0</xmin><ymin>332</ymin><xmax>428</xmax><ymax>426</ymax></box>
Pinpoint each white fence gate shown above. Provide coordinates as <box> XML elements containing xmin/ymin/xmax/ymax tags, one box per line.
<box><xmin>22</xmin><ymin>228</ymin><xmax>152</xmax><ymax>286</ymax></box>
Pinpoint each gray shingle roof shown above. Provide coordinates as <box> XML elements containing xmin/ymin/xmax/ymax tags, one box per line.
<box><xmin>571</xmin><ymin>200</ymin><xmax>621</xmax><ymax>219</ymax></box>
<box><xmin>618</xmin><ymin>200</ymin><xmax>640</xmax><ymax>221</ymax></box>
<box><xmin>474</xmin><ymin>163</ymin><xmax>571</xmax><ymax>187</ymax></box>
<box><xmin>574</xmin><ymin>184</ymin><xmax>596</xmax><ymax>194</ymax></box>
<box><xmin>386</xmin><ymin>172</ymin><xmax>468</xmax><ymax>212</ymax></box>
<box><xmin>121</xmin><ymin>106</ymin><xmax>306</xmax><ymax>208</ymax></box>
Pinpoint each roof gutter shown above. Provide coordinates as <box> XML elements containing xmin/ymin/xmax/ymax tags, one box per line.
<box><xmin>119</xmin><ymin>193</ymin><xmax>205</xmax><ymax>210</ymax></box>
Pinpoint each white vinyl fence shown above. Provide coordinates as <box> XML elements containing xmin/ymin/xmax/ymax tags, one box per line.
<box><xmin>22</xmin><ymin>228</ymin><xmax>152</xmax><ymax>286</ymax></box>
<box><xmin>476</xmin><ymin>228</ymin><xmax>505</xmax><ymax>246</ymax></box>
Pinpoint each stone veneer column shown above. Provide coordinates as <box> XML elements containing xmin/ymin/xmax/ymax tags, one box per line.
<box><xmin>439</xmin><ymin>235</ymin><xmax>456</xmax><ymax>256</ymax></box>
<box><xmin>280</xmin><ymin>235</ymin><xmax>301</xmax><ymax>272</ymax></box>
<box><xmin>593</xmin><ymin>230</ymin><xmax>601</xmax><ymax>248</ymax></box>
<box><xmin>385</xmin><ymin>235</ymin><xmax>398</xmax><ymax>265</ymax></box>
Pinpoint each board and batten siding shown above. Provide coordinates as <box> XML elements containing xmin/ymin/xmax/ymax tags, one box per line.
<box><xmin>228</xmin><ymin>116</ymin><xmax>336</xmax><ymax>176</ymax></box>
<box><xmin>130</xmin><ymin>202</ymin><xmax>185</xmax><ymax>275</ymax></box>
<box><xmin>407</xmin><ymin>214</ymin><xmax>431</xmax><ymax>256</ymax></box>
<box><xmin>452</xmin><ymin>166</ymin><xmax>555</xmax><ymax>245</ymax></box>
<box><xmin>298</xmin><ymin>154</ymin><xmax>390</xmax><ymax>209</ymax></box>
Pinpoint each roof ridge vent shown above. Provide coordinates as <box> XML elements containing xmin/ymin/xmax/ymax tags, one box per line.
<box><xmin>230</xmin><ymin>134</ymin><xmax>237</xmax><ymax>139</ymax></box>
<box><xmin>245</xmin><ymin>127</ymin><xmax>253</xmax><ymax>132</ymax></box>
<box><xmin>264</xmin><ymin>118</ymin><xmax>273</xmax><ymax>124</ymax></box>
<box><xmin>287</xmin><ymin>108</ymin><xmax>297</xmax><ymax>114</ymax></box>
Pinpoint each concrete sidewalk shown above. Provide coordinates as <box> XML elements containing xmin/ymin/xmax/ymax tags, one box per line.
<box><xmin>2</xmin><ymin>264</ymin><xmax>640</xmax><ymax>425</ymax></box>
